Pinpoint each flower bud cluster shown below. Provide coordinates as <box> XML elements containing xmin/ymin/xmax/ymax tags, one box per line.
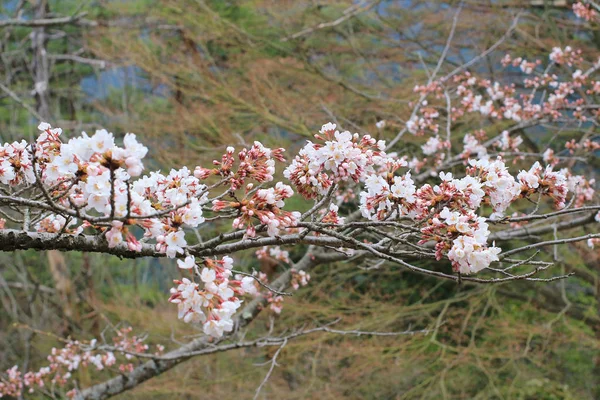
<box><xmin>194</xmin><ymin>142</ymin><xmax>285</xmax><ymax>190</ymax></box>
<box><xmin>213</xmin><ymin>182</ymin><xmax>300</xmax><ymax>237</ymax></box>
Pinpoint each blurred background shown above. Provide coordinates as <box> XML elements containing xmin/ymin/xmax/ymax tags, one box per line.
<box><xmin>0</xmin><ymin>0</ymin><xmax>598</xmax><ymax>398</ymax></box>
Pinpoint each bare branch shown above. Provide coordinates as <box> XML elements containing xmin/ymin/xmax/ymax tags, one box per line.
<box><xmin>253</xmin><ymin>338</ymin><xmax>287</xmax><ymax>400</ymax></box>
<box><xmin>0</xmin><ymin>83</ymin><xmax>44</xmax><ymax>121</ymax></box>
<box><xmin>0</xmin><ymin>13</ymin><xmax>89</xmax><ymax>28</ymax></box>
<box><xmin>281</xmin><ymin>1</ymin><xmax>382</xmax><ymax>42</ymax></box>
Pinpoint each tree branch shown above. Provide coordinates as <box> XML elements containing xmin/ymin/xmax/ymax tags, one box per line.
<box><xmin>73</xmin><ymin>249</ymin><xmax>344</xmax><ymax>400</ymax></box>
<box><xmin>0</xmin><ymin>13</ymin><xmax>89</xmax><ymax>28</ymax></box>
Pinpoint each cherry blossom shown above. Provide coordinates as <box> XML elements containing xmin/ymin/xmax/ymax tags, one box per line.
<box><xmin>468</xmin><ymin>158</ymin><xmax>521</xmax><ymax>219</ymax></box>
<box><xmin>518</xmin><ymin>162</ymin><xmax>568</xmax><ymax>209</ymax></box>
<box><xmin>256</xmin><ymin>246</ymin><xmax>291</xmax><ymax>263</ymax></box>
<box><xmin>0</xmin><ymin>30</ymin><xmax>597</xmax><ymax>398</ymax></box>
<box><xmin>573</xmin><ymin>1</ymin><xmax>598</xmax><ymax>21</ymax></box>
<box><xmin>168</xmin><ymin>256</ymin><xmax>251</xmax><ymax>337</ymax></box>
<box><xmin>0</xmin><ymin>4</ymin><xmax>598</xmax><ymax>399</ymax></box>
<box><xmin>213</xmin><ymin>181</ymin><xmax>300</xmax><ymax>237</ymax></box>
<box><xmin>284</xmin><ymin>122</ymin><xmax>387</xmax><ymax>198</ymax></box>
<box><xmin>0</xmin><ymin>327</ymin><xmax>151</xmax><ymax>398</ymax></box>
<box><xmin>194</xmin><ymin>142</ymin><xmax>285</xmax><ymax>190</ymax></box>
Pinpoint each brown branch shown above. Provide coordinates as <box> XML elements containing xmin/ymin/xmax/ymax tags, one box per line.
<box><xmin>0</xmin><ymin>228</ymin><xmax>349</xmax><ymax>259</ymax></box>
<box><xmin>0</xmin><ymin>229</ymin><xmax>160</xmax><ymax>259</ymax></box>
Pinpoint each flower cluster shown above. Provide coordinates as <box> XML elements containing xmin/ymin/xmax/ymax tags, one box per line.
<box><xmin>517</xmin><ymin>162</ymin><xmax>569</xmax><ymax>209</ymax></box>
<box><xmin>566</xmin><ymin>174</ymin><xmax>595</xmax><ymax>208</ymax></box>
<box><xmin>422</xmin><ymin>136</ymin><xmax>451</xmax><ymax>156</ymax></box>
<box><xmin>290</xmin><ymin>268</ymin><xmax>310</xmax><ymax>290</ymax></box>
<box><xmin>564</xmin><ymin>138</ymin><xmax>600</xmax><ymax>154</ymax></box>
<box><xmin>406</xmin><ymin>101</ymin><xmax>440</xmax><ymax>135</ymax></box>
<box><xmin>415</xmin><ymin>178</ymin><xmax>493</xmax><ymax>267</ymax></box>
<box><xmin>573</xmin><ymin>1</ymin><xmax>598</xmax><ymax>22</ymax></box>
<box><xmin>15</xmin><ymin>123</ymin><xmax>210</xmax><ymax>257</ymax></box>
<box><xmin>256</xmin><ymin>246</ymin><xmax>291</xmax><ymax>263</ymax></box>
<box><xmin>420</xmin><ymin>207</ymin><xmax>501</xmax><ymax>274</ymax></box>
<box><xmin>194</xmin><ymin>142</ymin><xmax>285</xmax><ymax>190</ymax></box>
<box><xmin>417</xmin><ymin>173</ymin><xmax>486</xmax><ymax>213</ymax></box>
<box><xmin>495</xmin><ymin>131</ymin><xmax>523</xmax><ymax>152</ymax></box>
<box><xmin>35</xmin><ymin>214</ymin><xmax>82</xmax><ymax>234</ymax></box>
<box><xmin>134</xmin><ymin>167</ymin><xmax>207</xmax><ymax>256</ymax></box>
<box><xmin>38</xmin><ymin>124</ymin><xmax>148</xmax><ymax>187</ymax></box>
<box><xmin>461</xmin><ymin>132</ymin><xmax>488</xmax><ymax>160</ymax></box>
<box><xmin>284</xmin><ymin>123</ymin><xmax>387</xmax><ymax>199</ymax></box>
<box><xmin>264</xmin><ymin>268</ymin><xmax>310</xmax><ymax>313</ymax></box>
<box><xmin>406</xmin><ymin>49</ymin><xmax>599</xmax><ymax>138</ymax></box>
<box><xmin>0</xmin><ymin>327</ymin><xmax>151</xmax><ymax>398</ymax></box>
<box><xmin>359</xmin><ymin>160</ymin><xmax>416</xmax><ymax>221</ymax></box>
<box><xmin>467</xmin><ymin>158</ymin><xmax>522</xmax><ymax>219</ymax></box>
<box><xmin>501</xmin><ymin>54</ymin><xmax>541</xmax><ymax>74</ymax></box>
<box><xmin>549</xmin><ymin>46</ymin><xmax>583</xmax><ymax>66</ymax></box>
<box><xmin>213</xmin><ymin>182</ymin><xmax>300</xmax><ymax>237</ymax></box>
<box><xmin>358</xmin><ymin>149</ymin><xmax>573</xmax><ymax>273</ymax></box>
<box><xmin>0</xmin><ymin>139</ymin><xmax>35</xmax><ymax>185</ymax></box>
<box><xmin>268</xmin><ymin>294</ymin><xmax>285</xmax><ymax>314</ymax></box>
<box><xmin>321</xmin><ymin>203</ymin><xmax>345</xmax><ymax>225</ymax></box>
<box><xmin>170</xmin><ymin>256</ymin><xmax>256</xmax><ymax>337</ymax></box>
<box><xmin>448</xmin><ymin>235</ymin><xmax>501</xmax><ymax>274</ymax></box>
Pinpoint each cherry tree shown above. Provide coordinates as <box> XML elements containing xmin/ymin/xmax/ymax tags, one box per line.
<box><xmin>0</xmin><ymin>1</ymin><xmax>599</xmax><ymax>399</ymax></box>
